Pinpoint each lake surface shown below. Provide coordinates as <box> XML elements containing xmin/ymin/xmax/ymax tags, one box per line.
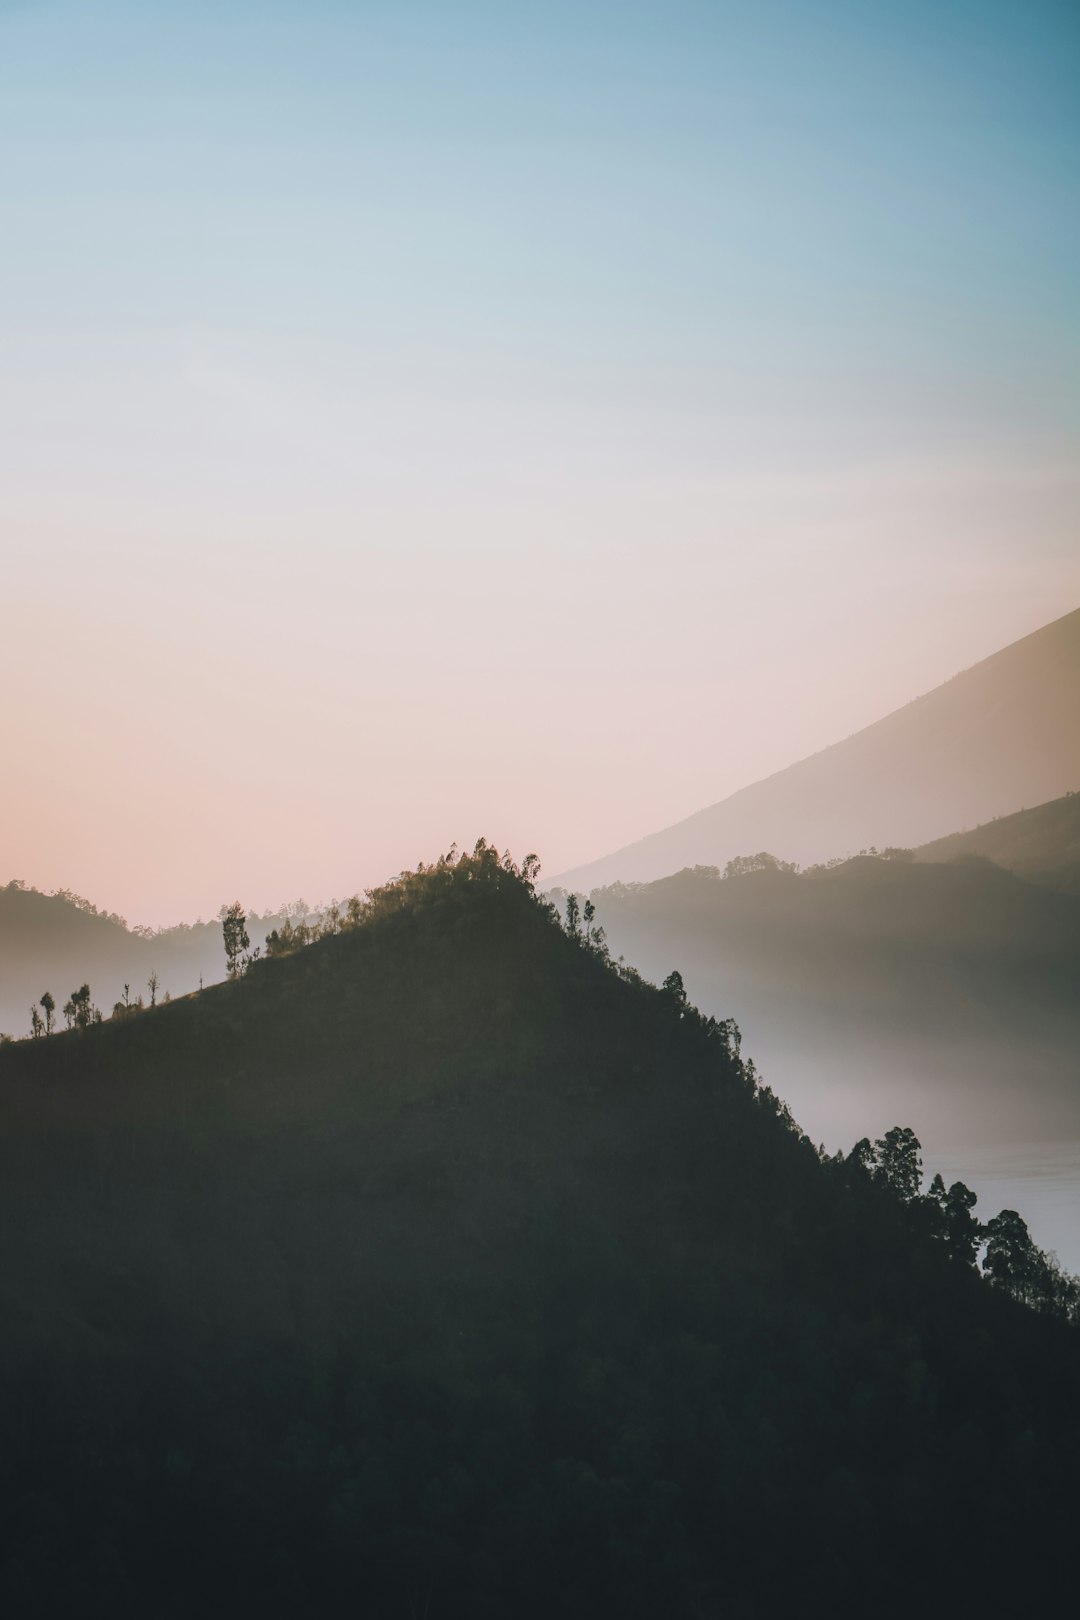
<box><xmin>934</xmin><ymin>1141</ymin><xmax>1080</xmax><ymax>1274</ymax></box>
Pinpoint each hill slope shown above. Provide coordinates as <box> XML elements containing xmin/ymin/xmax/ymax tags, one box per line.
<box><xmin>556</xmin><ymin>605</ymin><xmax>1080</xmax><ymax>891</ymax></box>
<box><xmin>0</xmin><ymin>846</ymin><xmax>1077</xmax><ymax>1617</ymax></box>
<box><xmin>0</xmin><ymin>880</ymin><xmax>303</xmax><ymax>1039</ymax></box>
<box><xmin>587</xmin><ymin>854</ymin><xmax>1080</xmax><ymax>1154</ymax></box>
<box><xmin>916</xmin><ymin>791</ymin><xmax>1080</xmax><ymax>894</ymax></box>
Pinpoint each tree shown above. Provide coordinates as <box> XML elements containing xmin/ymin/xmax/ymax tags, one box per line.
<box><xmin>221</xmin><ymin>902</ymin><xmax>251</xmax><ymax>980</ymax></box>
<box><xmin>723</xmin><ymin>852</ymin><xmax>798</xmax><ymax>880</ymax></box>
<box><xmin>148</xmin><ymin>972</ymin><xmax>159</xmax><ymax>1009</ymax></box>
<box><xmin>40</xmin><ymin>991</ymin><xmax>55</xmax><ymax>1036</ymax></box>
<box><xmin>69</xmin><ymin>984</ymin><xmax>94</xmax><ymax>1031</ymax></box>
<box><xmin>874</xmin><ymin>1126</ymin><xmax>922</xmax><ymax>1203</ymax></box>
<box><xmin>924</xmin><ymin>1175</ymin><xmax>981</xmax><ymax>1262</ymax></box>
<box><xmin>942</xmin><ymin>1181</ymin><xmax>981</xmax><ymax>1266</ymax></box>
<box><xmin>924</xmin><ymin>1173</ymin><xmax>948</xmax><ymax>1239</ymax></box>
<box><xmin>565</xmin><ymin>894</ymin><xmax>580</xmax><ymax>940</ymax></box>
<box><xmin>29</xmin><ymin>1005</ymin><xmax>44</xmax><ymax>1039</ymax></box>
<box><xmin>983</xmin><ymin>1210</ymin><xmax>1041</xmax><ymax>1304</ymax></box>
<box><xmin>847</xmin><ymin>1137</ymin><xmax>878</xmax><ymax>1177</ymax></box>
<box><xmin>520</xmin><ymin>853</ymin><xmax>541</xmax><ymax>886</ymax></box>
<box><xmin>662</xmin><ymin>970</ymin><xmax>688</xmax><ymax>1009</ymax></box>
<box><xmin>581</xmin><ymin>898</ymin><xmax>608</xmax><ymax>956</ymax></box>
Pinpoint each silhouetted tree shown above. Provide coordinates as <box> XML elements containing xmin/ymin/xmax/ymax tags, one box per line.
<box><xmin>925</xmin><ymin>1172</ymin><xmax>948</xmax><ymax>1238</ymax></box>
<box><xmin>875</xmin><ymin>1126</ymin><xmax>922</xmax><ymax>1202</ymax></box>
<box><xmin>847</xmin><ymin>1137</ymin><xmax>878</xmax><ymax>1177</ymax></box>
<box><xmin>221</xmin><ymin>903</ymin><xmax>251</xmax><ymax>981</ymax></box>
<box><xmin>662</xmin><ymin>969</ymin><xmax>688</xmax><ymax>1009</ymax></box>
<box><xmin>983</xmin><ymin>1210</ymin><xmax>1041</xmax><ymax>1303</ymax></box>
<box><xmin>29</xmin><ymin>1005</ymin><xmax>44</xmax><ymax>1039</ymax></box>
<box><xmin>148</xmin><ymin>972</ymin><xmax>159</xmax><ymax>1008</ymax></box>
<box><xmin>723</xmin><ymin>852</ymin><xmax>798</xmax><ymax>879</ymax></box>
<box><xmin>39</xmin><ymin>991</ymin><xmax>55</xmax><ymax>1036</ymax></box>
<box><xmin>581</xmin><ymin>898</ymin><xmax>608</xmax><ymax>956</ymax></box>
<box><xmin>942</xmin><ymin>1180</ymin><xmax>981</xmax><ymax>1265</ymax></box>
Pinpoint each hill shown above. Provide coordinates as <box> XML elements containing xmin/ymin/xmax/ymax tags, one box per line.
<box><xmin>585</xmin><ymin>854</ymin><xmax>1080</xmax><ymax>1155</ymax></box>
<box><xmin>0</xmin><ymin>880</ymin><xmax>311</xmax><ymax>1040</ymax></box>
<box><xmin>916</xmin><ymin>791</ymin><xmax>1080</xmax><ymax>894</ymax></box>
<box><xmin>0</xmin><ymin>843</ymin><xmax>1077</xmax><ymax>1617</ymax></box>
<box><xmin>555</xmin><ymin>605</ymin><xmax>1080</xmax><ymax>891</ymax></box>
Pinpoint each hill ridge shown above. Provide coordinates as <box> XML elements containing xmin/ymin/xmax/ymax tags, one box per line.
<box><xmin>1</xmin><ymin>840</ymin><xmax>1078</xmax><ymax>1615</ymax></box>
<box><xmin>554</xmin><ymin>604</ymin><xmax>1080</xmax><ymax>891</ymax></box>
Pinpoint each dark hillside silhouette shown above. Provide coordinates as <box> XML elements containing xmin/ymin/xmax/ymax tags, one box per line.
<box><xmin>0</xmin><ymin>843</ymin><xmax>1077</xmax><ymax>1616</ymax></box>
<box><xmin>555</xmin><ymin>605</ymin><xmax>1080</xmax><ymax>891</ymax></box>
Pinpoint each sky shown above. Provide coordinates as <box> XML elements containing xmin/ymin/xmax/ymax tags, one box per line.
<box><xmin>1</xmin><ymin>0</ymin><xmax>1078</xmax><ymax>925</ymax></box>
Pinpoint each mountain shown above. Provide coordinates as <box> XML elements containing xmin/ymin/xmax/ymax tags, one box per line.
<box><xmin>0</xmin><ymin>844</ymin><xmax>1077</xmax><ymax>1617</ymax></box>
<box><xmin>0</xmin><ymin>881</ymin><xmax>309</xmax><ymax>1040</ymax></box>
<box><xmin>586</xmin><ymin>853</ymin><xmax>1080</xmax><ymax>1155</ymax></box>
<box><xmin>555</xmin><ymin>605</ymin><xmax>1080</xmax><ymax>892</ymax></box>
<box><xmin>916</xmin><ymin>791</ymin><xmax>1080</xmax><ymax>894</ymax></box>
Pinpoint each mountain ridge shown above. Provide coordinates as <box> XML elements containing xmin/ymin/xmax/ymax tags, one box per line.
<box><xmin>914</xmin><ymin>789</ymin><xmax>1080</xmax><ymax>893</ymax></box>
<box><xmin>553</xmin><ymin>605</ymin><xmax>1080</xmax><ymax>892</ymax></box>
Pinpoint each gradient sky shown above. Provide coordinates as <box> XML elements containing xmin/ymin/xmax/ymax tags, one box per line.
<box><xmin>2</xmin><ymin>0</ymin><xmax>1078</xmax><ymax>924</ymax></box>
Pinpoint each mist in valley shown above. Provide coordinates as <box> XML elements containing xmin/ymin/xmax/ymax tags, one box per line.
<box><xmin>582</xmin><ymin>845</ymin><xmax>1080</xmax><ymax>1265</ymax></box>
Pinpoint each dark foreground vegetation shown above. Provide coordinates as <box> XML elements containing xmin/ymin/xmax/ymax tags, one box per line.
<box><xmin>1</xmin><ymin>844</ymin><xmax>1078</xmax><ymax>1618</ymax></box>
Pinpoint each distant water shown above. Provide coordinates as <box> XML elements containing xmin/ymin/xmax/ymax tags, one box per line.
<box><xmin>934</xmin><ymin>1142</ymin><xmax>1080</xmax><ymax>1274</ymax></box>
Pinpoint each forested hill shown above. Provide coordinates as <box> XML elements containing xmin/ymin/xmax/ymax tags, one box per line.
<box><xmin>915</xmin><ymin>790</ymin><xmax>1080</xmax><ymax>894</ymax></box>
<box><xmin>554</xmin><ymin>603</ymin><xmax>1080</xmax><ymax>891</ymax></box>
<box><xmin>0</xmin><ymin>844</ymin><xmax>1077</xmax><ymax>1617</ymax></box>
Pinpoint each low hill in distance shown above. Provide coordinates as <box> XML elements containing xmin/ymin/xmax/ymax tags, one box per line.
<box><xmin>0</xmin><ymin>881</ymin><xmax>313</xmax><ymax>1040</ymax></box>
<box><xmin>585</xmin><ymin>852</ymin><xmax>1080</xmax><ymax>1156</ymax></box>
<box><xmin>555</xmin><ymin>605</ymin><xmax>1080</xmax><ymax>892</ymax></box>
<box><xmin>0</xmin><ymin>845</ymin><xmax>1077</xmax><ymax>1616</ymax></box>
<box><xmin>916</xmin><ymin>790</ymin><xmax>1080</xmax><ymax>894</ymax></box>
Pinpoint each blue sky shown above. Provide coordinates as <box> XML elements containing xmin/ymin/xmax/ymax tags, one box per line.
<box><xmin>2</xmin><ymin>0</ymin><xmax>1078</xmax><ymax>919</ymax></box>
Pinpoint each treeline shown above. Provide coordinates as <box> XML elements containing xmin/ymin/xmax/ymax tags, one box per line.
<box><xmin>826</xmin><ymin>1125</ymin><xmax>1080</xmax><ymax>1322</ymax></box>
<box><xmin>19</xmin><ymin>972</ymin><xmax>167</xmax><ymax>1041</ymax></box>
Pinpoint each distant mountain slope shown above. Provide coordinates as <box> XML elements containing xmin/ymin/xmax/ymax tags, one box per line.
<box><xmin>0</xmin><ymin>846</ymin><xmax>1078</xmax><ymax>1616</ymax></box>
<box><xmin>0</xmin><ymin>881</ymin><xmax>302</xmax><ymax>1038</ymax></box>
<box><xmin>555</xmin><ymin>605</ymin><xmax>1080</xmax><ymax>891</ymax></box>
<box><xmin>588</xmin><ymin>854</ymin><xmax>1080</xmax><ymax>1150</ymax></box>
<box><xmin>916</xmin><ymin>791</ymin><xmax>1080</xmax><ymax>894</ymax></box>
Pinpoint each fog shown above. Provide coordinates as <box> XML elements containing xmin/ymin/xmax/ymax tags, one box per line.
<box><xmin>587</xmin><ymin>856</ymin><xmax>1080</xmax><ymax>1266</ymax></box>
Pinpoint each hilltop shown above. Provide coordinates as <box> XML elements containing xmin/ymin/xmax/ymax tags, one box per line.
<box><xmin>0</xmin><ymin>843</ymin><xmax>1077</xmax><ymax>1616</ymax></box>
<box><xmin>555</xmin><ymin>605</ymin><xmax>1080</xmax><ymax>891</ymax></box>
